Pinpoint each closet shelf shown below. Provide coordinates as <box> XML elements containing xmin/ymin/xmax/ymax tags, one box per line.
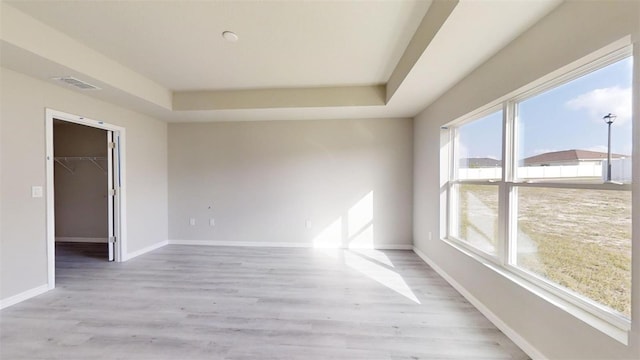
<box><xmin>54</xmin><ymin>156</ymin><xmax>107</xmax><ymax>174</ymax></box>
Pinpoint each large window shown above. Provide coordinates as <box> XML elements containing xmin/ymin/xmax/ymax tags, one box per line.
<box><xmin>451</xmin><ymin>110</ymin><xmax>502</xmax><ymax>256</ymax></box>
<box><xmin>444</xmin><ymin>50</ymin><xmax>633</xmax><ymax>329</ymax></box>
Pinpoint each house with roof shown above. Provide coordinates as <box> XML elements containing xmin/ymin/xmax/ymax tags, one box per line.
<box><xmin>459</xmin><ymin>157</ymin><xmax>502</xmax><ymax>168</ymax></box>
<box><xmin>523</xmin><ymin>149</ymin><xmax>628</xmax><ymax>167</ymax></box>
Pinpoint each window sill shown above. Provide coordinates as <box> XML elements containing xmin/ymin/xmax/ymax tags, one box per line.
<box><xmin>442</xmin><ymin>237</ymin><xmax>630</xmax><ymax>345</ymax></box>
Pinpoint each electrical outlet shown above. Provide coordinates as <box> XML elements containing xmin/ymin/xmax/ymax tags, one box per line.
<box><xmin>189</xmin><ymin>218</ymin><xmax>196</xmax><ymax>226</ymax></box>
<box><xmin>31</xmin><ymin>186</ymin><xmax>43</xmax><ymax>198</ymax></box>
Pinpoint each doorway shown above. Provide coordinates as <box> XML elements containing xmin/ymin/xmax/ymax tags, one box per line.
<box><xmin>45</xmin><ymin>109</ymin><xmax>126</xmax><ymax>289</ymax></box>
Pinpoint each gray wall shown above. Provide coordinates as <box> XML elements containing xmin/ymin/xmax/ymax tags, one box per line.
<box><xmin>168</xmin><ymin>118</ymin><xmax>413</xmax><ymax>248</ymax></box>
<box><xmin>413</xmin><ymin>1</ymin><xmax>639</xmax><ymax>359</ymax></box>
<box><xmin>0</xmin><ymin>67</ymin><xmax>168</xmax><ymax>301</ymax></box>
<box><xmin>54</xmin><ymin>122</ymin><xmax>108</xmax><ymax>240</ymax></box>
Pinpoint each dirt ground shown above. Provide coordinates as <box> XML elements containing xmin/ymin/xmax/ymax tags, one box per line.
<box><xmin>458</xmin><ymin>184</ymin><xmax>631</xmax><ymax>317</ymax></box>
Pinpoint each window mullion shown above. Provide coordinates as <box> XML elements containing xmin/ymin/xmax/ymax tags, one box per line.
<box><xmin>448</xmin><ymin>127</ymin><xmax>457</xmax><ymax>239</ymax></box>
<box><xmin>499</xmin><ymin>101</ymin><xmax>517</xmax><ymax>265</ymax></box>
<box><xmin>503</xmin><ymin>102</ymin><xmax>516</xmax><ymax>184</ymax></box>
<box><xmin>508</xmin><ymin>101</ymin><xmax>520</xmax><ymax>265</ymax></box>
<box><xmin>449</xmin><ymin>127</ymin><xmax>458</xmax><ymax>182</ymax></box>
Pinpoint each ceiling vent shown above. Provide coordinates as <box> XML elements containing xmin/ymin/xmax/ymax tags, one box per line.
<box><xmin>52</xmin><ymin>76</ymin><xmax>101</xmax><ymax>90</ymax></box>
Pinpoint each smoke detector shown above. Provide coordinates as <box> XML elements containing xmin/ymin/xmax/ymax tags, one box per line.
<box><xmin>52</xmin><ymin>76</ymin><xmax>101</xmax><ymax>90</ymax></box>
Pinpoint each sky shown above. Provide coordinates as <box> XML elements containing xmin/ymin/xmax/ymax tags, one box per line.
<box><xmin>458</xmin><ymin>57</ymin><xmax>633</xmax><ymax>160</ymax></box>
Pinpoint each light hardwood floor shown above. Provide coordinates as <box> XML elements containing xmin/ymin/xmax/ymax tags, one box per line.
<box><xmin>0</xmin><ymin>243</ymin><xmax>529</xmax><ymax>359</ymax></box>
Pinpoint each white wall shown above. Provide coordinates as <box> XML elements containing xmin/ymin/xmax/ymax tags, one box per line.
<box><xmin>414</xmin><ymin>1</ymin><xmax>639</xmax><ymax>359</ymax></box>
<box><xmin>602</xmin><ymin>158</ymin><xmax>633</xmax><ymax>183</ymax></box>
<box><xmin>0</xmin><ymin>67</ymin><xmax>168</xmax><ymax>301</ymax></box>
<box><xmin>168</xmin><ymin>118</ymin><xmax>413</xmax><ymax>248</ymax></box>
<box><xmin>459</xmin><ymin>164</ymin><xmax>603</xmax><ymax>181</ymax></box>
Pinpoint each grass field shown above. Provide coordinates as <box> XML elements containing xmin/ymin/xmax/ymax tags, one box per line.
<box><xmin>457</xmin><ymin>184</ymin><xmax>631</xmax><ymax>317</ymax></box>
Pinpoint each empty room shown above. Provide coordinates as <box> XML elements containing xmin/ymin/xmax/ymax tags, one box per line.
<box><xmin>0</xmin><ymin>1</ymin><xmax>638</xmax><ymax>359</ymax></box>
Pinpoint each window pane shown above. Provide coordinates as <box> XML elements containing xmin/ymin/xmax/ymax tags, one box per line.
<box><xmin>456</xmin><ymin>110</ymin><xmax>503</xmax><ymax>180</ymax></box>
<box><xmin>453</xmin><ymin>184</ymin><xmax>499</xmax><ymax>255</ymax></box>
<box><xmin>516</xmin><ymin>57</ymin><xmax>632</xmax><ymax>184</ymax></box>
<box><xmin>514</xmin><ymin>187</ymin><xmax>631</xmax><ymax>317</ymax></box>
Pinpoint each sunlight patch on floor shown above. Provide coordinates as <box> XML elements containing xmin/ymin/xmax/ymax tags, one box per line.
<box><xmin>313</xmin><ymin>218</ymin><xmax>342</xmax><ymax>248</ymax></box>
<box><xmin>351</xmin><ymin>248</ymin><xmax>394</xmax><ymax>268</ymax></box>
<box><xmin>312</xmin><ymin>190</ymin><xmax>420</xmax><ymax>303</ymax></box>
<box><xmin>344</xmin><ymin>251</ymin><xmax>420</xmax><ymax>304</ymax></box>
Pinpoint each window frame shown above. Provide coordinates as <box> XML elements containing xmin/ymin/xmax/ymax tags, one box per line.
<box><xmin>447</xmin><ymin>106</ymin><xmax>504</xmax><ymax>262</ymax></box>
<box><xmin>442</xmin><ymin>45</ymin><xmax>634</xmax><ymax>338</ymax></box>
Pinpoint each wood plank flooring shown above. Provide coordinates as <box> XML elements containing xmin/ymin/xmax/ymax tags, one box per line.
<box><xmin>0</xmin><ymin>243</ymin><xmax>529</xmax><ymax>359</ymax></box>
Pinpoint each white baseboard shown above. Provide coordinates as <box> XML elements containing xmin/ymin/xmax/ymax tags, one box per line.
<box><xmin>0</xmin><ymin>284</ymin><xmax>50</xmax><ymax>310</ymax></box>
<box><xmin>412</xmin><ymin>246</ymin><xmax>547</xmax><ymax>360</ymax></box>
<box><xmin>124</xmin><ymin>240</ymin><xmax>168</xmax><ymax>261</ymax></box>
<box><xmin>169</xmin><ymin>240</ymin><xmax>413</xmax><ymax>250</ymax></box>
<box><xmin>169</xmin><ymin>240</ymin><xmax>311</xmax><ymax>248</ymax></box>
<box><xmin>372</xmin><ymin>244</ymin><xmax>413</xmax><ymax>250</ymax></box>
<box><xmin>56</xmin><ymin>237</ymin><xmax>107</xmax><ymax>243</ymax></box>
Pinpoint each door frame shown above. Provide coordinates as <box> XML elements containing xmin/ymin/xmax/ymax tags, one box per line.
<box><xmin>45</xmin><ymin>109</ymin><xmax>127</xmax><ymax>289</ymax></box>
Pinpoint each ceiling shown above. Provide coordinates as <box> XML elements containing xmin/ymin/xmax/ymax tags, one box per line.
<box><xmin>8</xmin><ymin>1</ymin><xmax>431</xmax><ymax>91</ymax></box>
<box><xmin>1</xmin><ymin>0</ymin><xmax>562</xmax><ymax>122</ymax></box>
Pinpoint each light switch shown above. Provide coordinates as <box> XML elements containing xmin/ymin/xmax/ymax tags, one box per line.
<box><xmin>31</xmin><ymin>186</ymin><xmax>43</xmax><ymax>198</ymax></box>
<box><xmin>209</xmin><ymin>218</ymin><xmax>215</xmax><ymax>227</ymax></box>
<box><xmin>189</xmin><ymin>218</ymin><xmax>196</xmax><ymax>226</ymax></box>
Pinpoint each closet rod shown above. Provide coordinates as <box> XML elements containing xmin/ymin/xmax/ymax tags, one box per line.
<box><xmin>53</xmin><ymin>156</ymin><xmax>106</xmax><ymax>161</ymax></box>
<box><xmin>53</xmin><ymin>156</ymin><xmax>107</xmax><ymax>174</ymax></box>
